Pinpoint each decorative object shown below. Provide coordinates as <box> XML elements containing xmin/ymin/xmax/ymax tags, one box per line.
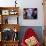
<box><xmin>1</xmin><ymin>28</ymin><xmax>19</xmax><ymax>41</ymax></box>
<box><xmin>5</xmin><ymin>18</ymin><xmax>8</xmax><ymax>24</ymax></box>
<box><xmin>2</xmin><ymin>16</ymin><xmax>18</xmax><ymax>24</ymax></box>
<box><xmin>14</xmin><ymin>28</ymin><xmax>17</xmax><ymax>32</ymax></box>
<box><xmin>2</xmin><ymin>28</ymin><xmax>14</xmax><ymax>41</ymax></box>
<box><xmin>9</xmin><ymin>10</ymin><xmax>18</xmax><ymax>15</ymax></box>
<box><xmin>21</xmin><ymin>28</ymin><xmax>41</xmax><ymax>46</ymax></box>
<box><xmin>2</xmin><ymin>10</ymin><xmax>9</xmax><ymax>15</ymax></box>
<box><xmin>2</xmin><ymin>16</ymin><xmax>8</xmax><ymax>24</ymax></box>
<box><xmin>25</xmin><ymin>36</ymin><xmax>38</xmax><ymax>46</ymax></box>
<box><xmin>23</xmin><ymin>8</ymin><xmax>37</xmax><ymax>19</ymax></box>
<box><xmin>15</xmin><ymin>0</ymin><xmax>17</xmax><ymax>7</ymax></box>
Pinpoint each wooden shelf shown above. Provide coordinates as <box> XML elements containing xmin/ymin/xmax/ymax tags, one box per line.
<box><xmin>0</xmin><ymin>40</ymin><xmax>19</xmax><ymax>46</ymax></box>
<box><xmin>0</xmin><ymin>7</ymin><xmax>19</xmax><ymax>24</ymax></box>
<box><xmin>0</xmin><ymin>24</ymin><xmax>20</xmax><ymax>32</ymax></box>
<box><xmin>0</xmin><ymin>7</ymin><xmax>20</xmax><ymax>46</ymax></box>
<box><xmin>0</xmin><ymin>7</ymin><xmax>19</xmax><ymax>10</ymax></box>
<box><xmin>0</xmin><ymin>7</ymin><xmax>19</xmax><ymax>15</ymax></box>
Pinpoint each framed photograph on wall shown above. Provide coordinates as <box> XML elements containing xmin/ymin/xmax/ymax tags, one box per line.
<box><xmin>23</xmin><ymin>8</ymin><xmax>37</xmax><ymax>19</ymax></box>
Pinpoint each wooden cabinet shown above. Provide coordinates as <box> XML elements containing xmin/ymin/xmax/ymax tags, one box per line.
<box><xmin>2</xmin><ymin>41</ymin><xmax>19</xmax><ymax>46</ymax></box>
<box><xmin>0</xmin><ymin>7</ymin><xmax>19</xmax><ymax>24</ymax></box>
<box><xmin>0</xmin><ymin>24</ymin><xmax>20</xmax><ymax>31</ymax></box>
<box><xmin>0</xmin><ymin>41</ymin><xmax>19</xmax><ymax>46</ymax></box>
<box><xmin>0</xmin><ymin>7</ymin><xmax>20</xmax><ymax>46</ymax></box>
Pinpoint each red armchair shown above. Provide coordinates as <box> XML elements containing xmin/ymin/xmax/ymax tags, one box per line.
<box><xmin>21</xmin><ymin>28</ymin><xmax>41</xmax><ymax>46</ymax></box>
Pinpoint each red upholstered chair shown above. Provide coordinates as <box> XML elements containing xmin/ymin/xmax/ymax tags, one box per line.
<box><xmin>21</xmin><ymin>28</ymin><xmax>41</xmax><ymax>46</ymax></box>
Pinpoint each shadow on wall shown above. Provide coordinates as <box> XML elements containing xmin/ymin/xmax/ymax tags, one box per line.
<box><xmin>18</xmin><ymin>26</ymin><xmax>43</xmax><ymax>44</ymax></box>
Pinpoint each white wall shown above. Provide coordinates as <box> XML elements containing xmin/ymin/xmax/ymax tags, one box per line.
<box><xmin>18</xmin><ymin>0</ymin><xmax>44</xmax><ymax>26</ymax></box>
<box><xmin>0</xmin><ymin>0</ymin><xmax>44</xmax><ymax>26</ymax></box>
<box><xmin>0</xmin><ymin>0</ymin><xmax>15</xmax><ymax>7</ymax></box>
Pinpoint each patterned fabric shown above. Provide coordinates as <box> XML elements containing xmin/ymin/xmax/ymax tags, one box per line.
<box><xmin>21</xmin><ymin>28</ymin><xmax>41</xmax><ymax>46</ymax></box>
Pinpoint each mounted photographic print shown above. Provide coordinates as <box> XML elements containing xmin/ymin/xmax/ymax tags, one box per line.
<box><xmin>23</xmin><ymin>8</ymin><xmax>37</xmax><ymax>19</ymax></box>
